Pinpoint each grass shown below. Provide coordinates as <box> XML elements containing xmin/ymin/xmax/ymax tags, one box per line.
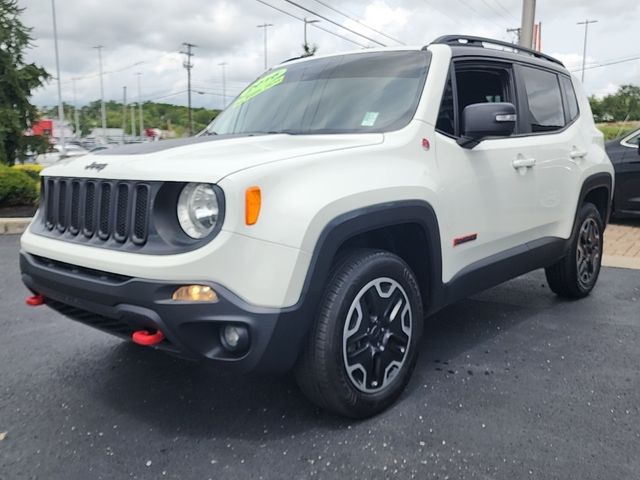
<box><xmin>596</xmin><ymin>121</ymin><xmax>640</xmax><ymax>141</ymax></box>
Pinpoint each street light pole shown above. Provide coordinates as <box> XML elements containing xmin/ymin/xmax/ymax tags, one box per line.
<box><xmin>218</xmin><ymin>62</ymin><xmax>227</xmax><ymax>109</ymax></box>
<box><xmin>136</xmin><ymin>72</ymin><xmax>143</xmax><ymax>141</ymax></box>
<box><xmin>121</xmin><ymin>86</ymin><xmax>127</xmax><ymax>145</ymax></box>
<box><xmin>303</xmin><ymin>18</ymin><xmax>319</xmax><ymax>47</ymax></box>
<box><xmin>71</xmin><ymin>77</ymin><xmax>80</xmax><ymax>140</ymax></box>
<box><xmin>577</xmin><ymin>19</ymin><xmax>598</xmax><ymax>83</ymax></box>
<box><xmin>51</xmin><ymin>0</ymin><xmax>66</xmax><ymax>156</ymax></box>
<box><xmin>257</xmin><ymin>23</ymin><xmax>273</xmax><ymax>70</ymax></box>
<box><xmin>93</xmin><ymin>45</ymin><xmax>107</xmax><ymax>143</ymax></box>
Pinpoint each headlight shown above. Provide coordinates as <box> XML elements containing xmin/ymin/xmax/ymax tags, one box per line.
<box><xmin>177</xmin><ymin>183</ymin><xmax>220</xmax><ymax>239</ymax></box>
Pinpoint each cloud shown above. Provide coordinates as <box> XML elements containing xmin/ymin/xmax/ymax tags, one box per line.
<box><xmin>17</xmin><ymin>0</ymin><xmax>640</xmax><ymax>110</ymax></box>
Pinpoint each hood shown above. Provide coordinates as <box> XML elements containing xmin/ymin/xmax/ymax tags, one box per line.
<box><xmin>41</xmin><ymin>133</ymin><xmax>384</xmax><ymax>182</ymax></box>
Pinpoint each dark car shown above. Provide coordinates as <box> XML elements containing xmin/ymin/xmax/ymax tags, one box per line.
<box><xmin>605</xmin><ymin>128</ymin><xmax>640</xmax><ymax>217</ymax></box>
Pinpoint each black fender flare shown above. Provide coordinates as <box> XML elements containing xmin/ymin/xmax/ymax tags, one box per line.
<box><xmin>267</xmin><ymin>200</ymin><xmax>444</xmax><ymax>371</ymax></box>
<box><xmin>577</xmin><ymin>172</ymin><xmax>613</xmax><ymax>225</ymax></box>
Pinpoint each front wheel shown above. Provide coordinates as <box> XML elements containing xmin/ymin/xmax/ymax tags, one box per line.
<box><xmin>295</xmin><ymin>249</ymin><xmax>424</xmax><ymax>418</ymax></box>
<box><xmin>545</xmin><ymin>202</ymin><xmax>604</xmax><ymax>298</ymax></box>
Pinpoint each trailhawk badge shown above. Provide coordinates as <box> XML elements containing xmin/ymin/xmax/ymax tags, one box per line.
<box><xmin>85</xmin><ymin>161</ymin><xmax>108</xmax><ymax>171</ymax></box>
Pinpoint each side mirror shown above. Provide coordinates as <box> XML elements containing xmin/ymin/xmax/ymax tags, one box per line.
<box><xmin>457</xmin><ymin>102</ymin><xmax>517</xmax><ymax>149</ymax></box>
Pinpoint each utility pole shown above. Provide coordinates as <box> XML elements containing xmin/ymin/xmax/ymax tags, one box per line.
<box><xmin>71</xmin><ymin>78</ymin><xmax>81</xmax><ymax>140</ymax></box>
<box><xmin>51</xmin><ymin>0</ymin><xmax>66</xmax><ymax>156</ymax></box>
<box><xmin>181</xmin><ymin>42</ymin><xmax>196</xmax><ymax>136</ymax></box>
<box><xmin>507</xmin><ymin>27</ymin><xmax>520</xmax><ymax>45</ymax></box>
<box><xmin>130</xmin><ymin>104</ymin><xmax>136</xmax><ymax>139</ymax></box>
<box><xmin>93</xmin><ymin>45</ymin><xmax>107</xmax><ymax>143</ymax></box>
<box><xmin>577</xmin><ymin>19</ymin><xmax>598</xmax><ymax>83</ymax></box>
<box><xmin>136</xmin><ymin>72</ymin><xmax>143</xmax><ymax>141</ymax></box>
<box><xmin>218</xmin><ymin>62</ymin><xmax>228</xmax><ymax>109</ymax></box>
<box><xmin>121</xmin><ymin>86</ymin><xmax>127</xmax><ymax>144</ymax></box>
<box><xmin>519</xmin><ymin>0</ymin><xmax>536</xmax><ymax>49</ymax></box>
<box><xmin>256</xmin><ymin>23</ymin><xmax>273</xmax><ymax>70</ymax></box>
<box><xmin>303</xmin><ymin>18</ymin><xmax>319</xmax><ymax>46</ymax></box>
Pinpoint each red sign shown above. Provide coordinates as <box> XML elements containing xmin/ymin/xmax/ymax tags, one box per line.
<box><xmin>31</xmin><ymin>119</ymin><xmax>53</xmax><ymax>136</ymax></box>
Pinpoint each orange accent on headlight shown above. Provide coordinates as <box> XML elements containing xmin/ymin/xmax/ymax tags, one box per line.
<box><xmin>245</xmin><ymin>186</ymin><xmax>261</xmax><ymax>225</ymax></box>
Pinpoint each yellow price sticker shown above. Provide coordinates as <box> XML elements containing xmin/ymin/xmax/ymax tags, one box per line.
<box><xmin>234</xmin><ymin>68</ymin><xmax>287</xmax><ymax>107</ymax></box>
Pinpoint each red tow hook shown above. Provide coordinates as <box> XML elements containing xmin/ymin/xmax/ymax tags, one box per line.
<box><xmin>132</xmin><ymin>329</ymin><xmax>165</xmax><ymax>346</ymax></box>
<box><xmin>25</xmin><ymin>294</ymin><xmax>45</xmax><ymax>306</ymax></box>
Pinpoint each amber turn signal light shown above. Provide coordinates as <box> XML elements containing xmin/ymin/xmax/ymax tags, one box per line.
<box><xmin>245</xmin><ymin>186</ymin><xmax>261</xmax><ymax>225</ymax></box>
<box><xmin>172</xmin><ymin>285</ymin><xmax>218</xmax><ymax>302</ymax></box>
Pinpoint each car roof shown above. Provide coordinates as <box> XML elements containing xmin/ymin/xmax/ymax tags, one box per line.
<box><xmin>278</xmin><ymin>35</ymin><xmax>568</xmax><ymax>75</ymax></box>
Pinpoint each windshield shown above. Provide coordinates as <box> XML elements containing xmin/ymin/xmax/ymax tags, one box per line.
<box><xmin>205</xmin><ymin>50</ymin><xmax>430</xmax><ymax>136</ymax></box>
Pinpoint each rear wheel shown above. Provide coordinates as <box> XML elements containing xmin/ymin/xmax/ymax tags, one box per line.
<box><xmin>545</xmin><ymin>202</ymin><xmax>604</xmax><ymax>298</ymax></box>
<box><xmin>295</xmin><ymin>249</ymin><xmax>423</xmax><ymax>418</ymax></box>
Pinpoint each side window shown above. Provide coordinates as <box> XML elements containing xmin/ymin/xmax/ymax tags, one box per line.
<box><xmin>436</xmin><ymin>74</ymin><xmax>455</xmax><ymax>136</ymax></box>
<box><xmin>559</xmin><ymin>75</ymin><xmax>579</xmax><ymax>121</ymax></box>
<box><xmin>436</xmin><ymin>61</ymin><xmax>515</xmax><ymax>138</ymax></box>
<box><xmin>521</xmin><ymin>66</ymin><xmax>565</xmax><ymax>132</ymax></box>
<box><xmin>454</xmin><ymin>64</ymin><xmax>514</xmax><ymax>136</ymax></box>
<box><xmin>623</xmin><ymin>132</ymin><xmax>640</xmax><ymax>146</ymax></box>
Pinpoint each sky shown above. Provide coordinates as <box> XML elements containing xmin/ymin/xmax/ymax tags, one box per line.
<box><xmin>17</xmin><ymin>0</ymin><xmax>640</xmax><ymax>111</ymax></box>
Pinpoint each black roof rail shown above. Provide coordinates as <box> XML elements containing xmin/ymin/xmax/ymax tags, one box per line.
<box><xmin>427</xmin><ymin>35</ymin><xmax>564</xmax><ymax>67</ymax></box>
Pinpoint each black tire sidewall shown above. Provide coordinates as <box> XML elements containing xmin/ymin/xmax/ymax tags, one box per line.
<box><xmin>569</xmin><ymin>203</ymin><xmax>604</xmax><ymax>295</ymax></box>
<box><xmin>319</xmin><ymin>250</ymin><xmax>423</xmax><ymax>416</ymax></box>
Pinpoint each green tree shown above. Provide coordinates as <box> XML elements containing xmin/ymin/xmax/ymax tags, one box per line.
<box><xmin>0</xmin><ymin>0</ymin><xmax>49</xmax><ymax>165</ymax></box>
<box><xmin>589</xmin><ymin>84</ymin><xmax>640</xmax><ymax>122</ymax></box>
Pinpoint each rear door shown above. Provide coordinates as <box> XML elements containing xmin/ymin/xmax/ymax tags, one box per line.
<box><xmin>512</xmin><ymin>65</ymin><xmax>584</xmax><ymax>239</ymax></box>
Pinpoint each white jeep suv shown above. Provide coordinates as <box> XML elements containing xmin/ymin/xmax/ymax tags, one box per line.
<box><xmin>20</xmin><ymin>36</ymin><xmax>614</xmax><ymax>417</ymax></box>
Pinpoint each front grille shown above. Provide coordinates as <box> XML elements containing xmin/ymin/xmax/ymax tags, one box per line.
<box><xmin>41</xmin><ymin>177</ymin><xmax>151</xmax><ymax>246</ymax></box>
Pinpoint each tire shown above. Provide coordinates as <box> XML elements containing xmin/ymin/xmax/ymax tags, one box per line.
<box><xmin>295</xmin><ymin>249</ymin><xmax>424</xmax><ymax>418</ymax></box>
<box><xmin>545</xmin><ymin>202</ymin><xmax>604</xmax><ymax>298</ymax></box>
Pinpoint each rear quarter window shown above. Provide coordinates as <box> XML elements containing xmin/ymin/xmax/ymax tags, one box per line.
<box><xmin>520</xmin><ymin>66</ymin><xmax>565</xmax><ymax>133</ymax></box>
<box><xmin>559</xmin><ymin>75</ymin><xmax>579</xmax><ymax>122</ymax></box>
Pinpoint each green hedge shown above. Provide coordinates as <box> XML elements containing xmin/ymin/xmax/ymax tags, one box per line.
<box><xmin>0</xmin><ymin>165</ymin><xmax>39</xmax><ymax>207</ymax></box>
<box><xmin>13</xmin><ymin>163</ymin><xmax>44</xmax><ymax>182</ymax></box>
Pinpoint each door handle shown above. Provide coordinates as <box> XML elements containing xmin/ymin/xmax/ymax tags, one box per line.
<box><xmin>569</xmin><ymin>148</ymin><xmax>588</xmax><ymax>160</ymax></box>
<box><xmin>512</xmin><ymin>157</ymin><xmax>536</xmax><ymax>169</ymax></box>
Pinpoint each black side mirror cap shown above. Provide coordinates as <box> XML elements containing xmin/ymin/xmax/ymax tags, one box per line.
<box><xmin>457</xmin><ymin>102</ymin><xmax>517</xmax><ymax>149</ymax></box>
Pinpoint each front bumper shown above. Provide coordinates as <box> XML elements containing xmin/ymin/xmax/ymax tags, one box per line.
<box><xmin>20</xmin><ymin>252</ymin><xmax>308</xmax><ymax>374</ymax></box>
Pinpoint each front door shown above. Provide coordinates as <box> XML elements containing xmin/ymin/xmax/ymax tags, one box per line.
<box><xmin>434</xmin><ymin>59</ymin><xmax>539</xmax><ymax>282</ymax></box>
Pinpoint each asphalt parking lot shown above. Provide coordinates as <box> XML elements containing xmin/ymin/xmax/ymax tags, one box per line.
<box><xmin>1</xmin><ymin>234</ymin><xmax>639</xmax><ymax>480</ymax></box>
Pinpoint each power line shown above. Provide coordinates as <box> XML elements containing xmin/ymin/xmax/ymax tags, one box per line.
<box><xmin>454</xmin><ymin>0</ymin><xmax>508</xmax><ymax>30</ymax></box>
<box><xmin>421</xmin><ymin>0</ymin><xmax>462</xmax><ymax>26</ymax></box>
<box><xmin>569</xmin><ymin>54</ymin><xmax>640</xmax><ymax>72</ymax></box>
<box><xmin>491</xmin><ymin>0</ymin><xmax>519</xmax><ymax>22</ymax></box>
<box><xmin>282</xmin><ymin>0</ymin><xmax>386</xmax><ymax>46</ymax></box>
<box><xmin>479</xmin><ymin>0</ymin><xmax>515</xmax><ymax>24</ymax></box>
<box><xmin>254</xmin><ymin>0</ymin><xmax>369</xmax><ymax>48</ymax></box>
<box><xmin>309</xmin><ymin>0</ymin><xmax>405</xmax><ymax>45</ymax></box>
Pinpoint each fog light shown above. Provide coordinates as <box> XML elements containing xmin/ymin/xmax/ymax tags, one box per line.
<box><xmin>172</xmin><ymin>285</ymin><xmax>218</xmax><ymax>302</ymax></box>
<box><xmin>220</xmin><ymin>324</ymin><xmax>249</xmax><ymax>352</ymax></box>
